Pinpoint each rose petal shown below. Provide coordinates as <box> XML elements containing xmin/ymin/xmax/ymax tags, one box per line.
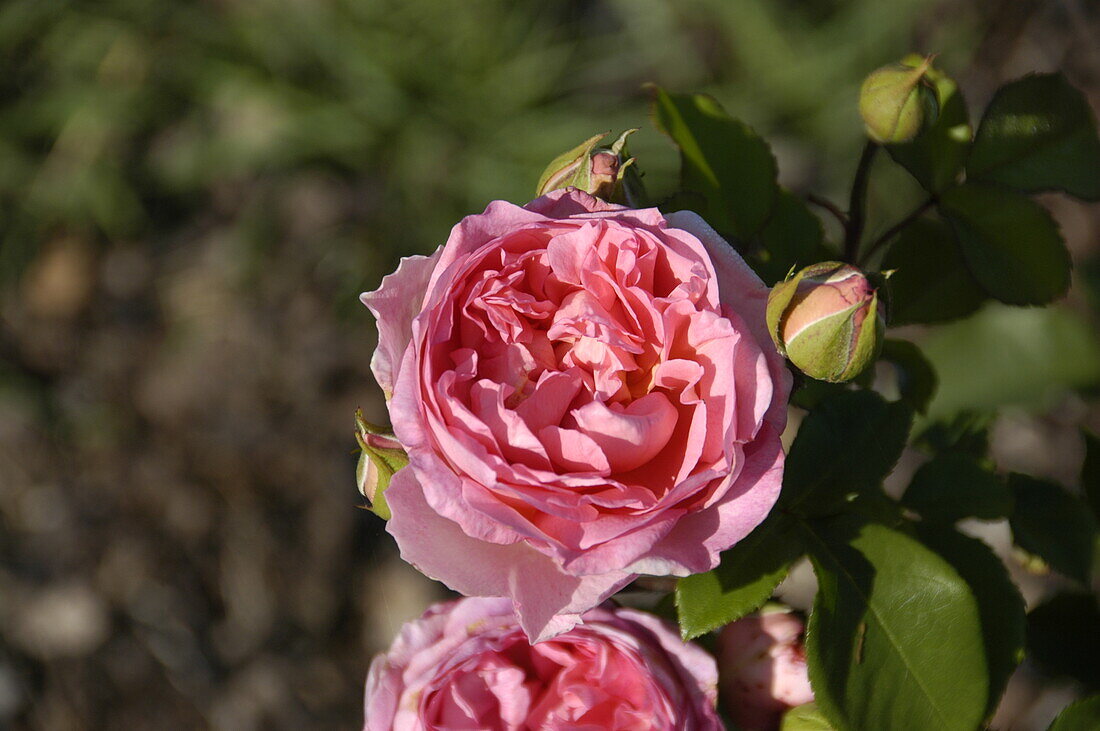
<box><xmin>385</xmin><ymin>467</ymin><xmax>633</xmax><ymax>642</ymax></box>
<box><xmin>359</xmin><ymin>249</ymin><xmax>442</xmax><ymax>397</ymax></box>
<box><xmin>568</xmin><ymin>393</ymin><xmax>678</xmax><ymax>473</ymax></box>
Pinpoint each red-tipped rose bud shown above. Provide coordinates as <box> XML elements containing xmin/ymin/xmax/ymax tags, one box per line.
<box><xmin>766</xmin><ymin>261</ymin><xmax>884</xmax><ymax>383</ymax></box>
<box><xmin>535</xmin><ymin>129</ymin><xmax>637</xmax><ymax>203</ymax></box>
<box><xmin>355</xmin><ymin>410</ymin><xmax>408</xmax><ymax>520</ymax></box>
<box><xmin>718</xmin><ymin>609</ymin><xmax>814</xmax><ymax>731</ymax></box>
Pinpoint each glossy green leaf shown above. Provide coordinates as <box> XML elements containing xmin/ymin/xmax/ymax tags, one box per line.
<box><xmin>802</xmin><ymin>517</ymin><xmax>988</xmax><ymax>731</ymax></box>
<box><xmin>1083</xmin><ymin>430</ymin><xmax>1100</xmax><ymax>521</ymax></box>
<box><xmin>781</xmin><ymin>390</ymin><xmax>912</xmax><ymax>515</ymax></box>
<box><xmin>781</xmin><ymin>703</ymin><xmax>836</xmax><ymax>731</ymax></box>
<box><xmin>882</xmin><ymin>217</ymin><xmax>986</xmax><ymax>325</ymax></box>
<box><xmin>1009</xmin><ymin>474</ymin><xmax>1098</xmax><ymax>584</ymax></box>
<box><xmin>939</xmin><ymin>184</ymin><xmax>1070</xmax><ymax>306</ymax></box>
<box><xmin>752</xmin><ymin>188</ymin><xmax>828</xmax><ymax>285</ymax></box>
<box><xmin>889</xmin><ymin>61</ymin><xmax>971</xmax><ymax>193</ymax></box>
<box><xmin>967</xmin><ymin>73</ymin><xmax>1100</xmax><ymax>200</ymax></box>
<box><xmin>902</xmin><ymin>453</ymin><xmax>1011</xmax><ymax>523</ymax></box>
<box><xmin>922</xmin><ymin>304</ymin><xmax>1100</xmax><ymax>418</ymax></box>
<box><xmin>915</xmin><ymin>525</ymin><xmax>1025</xmax><ymax>719</ymax></box>
<box><xmin>676</xmin><ymin>513</ymin><xmax>802</xmax><ymax>640</ymax></box>
<box><xmin>1049</xmin><ymin>695</ymin><xmax>1100</xmax><ymax>731</ymax></box>
<box><xmin>1027</xmin><ymin>593</ymin><xmax>1100</xmax><ymax>686</ymax></box>
<box><xmin>880</xmin><ymin>339</ymin><xmax>938</xmax><ymax>414</ymax></box>
<box><xmin>651</xmin><ymin>87</ymin><xmax>778</xmax><ymax>239</ymax></box>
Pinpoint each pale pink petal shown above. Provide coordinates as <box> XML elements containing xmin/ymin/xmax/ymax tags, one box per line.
<box><xmin>426</xmin><ymin>200</ymin><xmax>549</xmax><ymax>295</ymax></box>
<box><xmin>359</xmin><ymin>249</ymin><xmax>441</xmax><ymax>396</ymax></box>
<box><xmin>524</xmin><ymin>188</ymin><xmax>625</xmax><ymax>217</ymax></box>
<box><xmin>385</xmin><ymin>467</ymin><xmax>633</xmax><ymax>642</ymax></box>
<box><xmin>526</xmin><ymin>188</ymin><xmax>668</xmax><ymax>228</ymax></box>
<box><xmin>665</xmin><ymin>210</ymin><xmax>792</xmax><ymax>431</ymax></box>
<box><xmin>569</xmin><ymin>393</ymin><xmax>678</xmax><ymax>473</ymax></box>
<box><xmin>538</xmin><ymin>425</ymin><xmax>611</xmax><ymax>475</ymax></box>
<box><xmin>625</xmin><ymin>425</ymin><xmax>785</xmax><ymax>576</ymax></box>
<box><xmin>515</xmin><ymin>370</ymin><xmax>583</xmax><ymax>433</ymax></box>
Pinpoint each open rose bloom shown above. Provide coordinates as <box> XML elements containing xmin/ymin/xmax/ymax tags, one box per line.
<box><xmin>363</xmin><ymin>597</ymin><xmax>722</xmax><ymax>730</ymax></box>
<box><xmin>363</xmin><ymin>189</ymin><xmax>790</xmax><ymax>641</ymax></box>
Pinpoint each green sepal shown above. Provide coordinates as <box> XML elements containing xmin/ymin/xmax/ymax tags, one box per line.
<box><xmin>535</xmin><ymin>132</ymin><xmax>607</xmax><ymax>196</ymax></box>
<box><xmin>766</xmin><ymin>268</ymin><xmax>806</xmax><ymax>356</ymax></box>
<box><xmin>354</xmin><ymin>409</ymin><xmax>408</xmax><ymax>521</ymax></box>
<box><xmin>782</xmin><ymin>288</ymin><xmax>882</xmax><ymax>383</ymax></box>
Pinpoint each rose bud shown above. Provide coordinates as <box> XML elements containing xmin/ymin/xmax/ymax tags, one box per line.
<box><xmin>535</xmin><ymin>129</ymin><xmax>638</xmax><ymax>203</ymax></box>
<box><xmin>766</xmin><ymin>261</ymin><xmax>884</xmax><ymax>383</ymax></box>
<box><xmin>859</xmin><ymin>57</ymin><xmax>938</xmax><ymax>144</ymax></box>
<box><xmin>364</xmin><ymin>597</ymin><xmax>723</xmax><ymax>730</ymax></box>
<box><xmin>717</xmin><ymin>609</ymin><xmax>814</xmax><ymax>731</ymax></box>
<box><xmin>355</xmin><ymin>410</ymin><xmax>408</xmax><ymax>520</ymax></box>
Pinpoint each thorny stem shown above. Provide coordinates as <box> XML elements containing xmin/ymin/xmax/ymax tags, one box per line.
<box><xmin>843</xmin><ymin>141</ymin><xmax>879</xmax><ymax>264</ymax></box>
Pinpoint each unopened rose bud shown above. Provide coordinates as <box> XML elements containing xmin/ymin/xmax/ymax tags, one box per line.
<box><xmin>859</xmin><ymin>57</ymin><xmax>939</xmax><ymax>144</ymax></box>
<box><xmin>718</xmin><ymin>609</ymin><xmax>814</xmax><ymax>731</ymax></box>
<box><xmin>535</xmin><ymin>129</ymin><xmax>637</xmax><ymax>202</ymax></box>
<box><xmin>766</xmin><ymin>261</ymin><xmax>884</xmax><ymax>383</ymax></box>
<box><xmin>355</xmin><ymin>410</ymin><xmax>408</xmax><ymax>520</ymax></box>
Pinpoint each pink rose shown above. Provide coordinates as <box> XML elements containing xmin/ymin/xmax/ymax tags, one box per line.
<box><xmin>362</xmin><ymin>189</ymin><xmax>790</xmax><ymax>640</ymax></box>
<box><xmin>717</xmin><ymin>610</ymin><xmax>815</xmax><ymax>730</ymax></box>
<box><xmin>363</xmin><ymin>597</ymin><xmax>722</xmax><ymax>730</ymax></box>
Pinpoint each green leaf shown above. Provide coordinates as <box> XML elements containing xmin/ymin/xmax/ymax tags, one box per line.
<box><xmin>1083</xmin><ymin>430</ymin><xmax>1100</xmax><ymax>521</ymax></box>
<box><xmin>781</xmin><ymin>390</ymin><xmax>912</xmax><ymax>515</ymax></box>
<box><xmin>922</xmin><ymin>304</ymin><xmax>1100</xmax><ymax>418</ymax></box>
<box><xmin>914</xmin><ymin>412</ymin><xmax>994</xmax><ymax>459</ymax></box>
<box><xmin>675</xmin><ymin>513</ymin><xmax>803</xmax><ymax>640</ymax></box>
<box><xmin>882</xmin><ymin>217</ymin><xmax>986</xmax><ymax>325</ymax></box>
<box><xmin>939</xmin><ymin>184</ymin><xmax>1070</xmax><ymax>306</ymax></box>
<box><xmin>915</xmin><ymin>525</ymin><xmax>1025</xmax><ymax>719</ymax></box>
<box><xmin>651</xmin><ymin>87</ymin><xmax>778</xmax><ymax>239</ymax></box>
<box><xmin>902</xmin><ymin>453</ymin><xmax>1011</xmax><ymax>523</ymax></box>
<box><xmin>889</xmin><ymin>62</ymin><xmax>971</xmax><ymax>193</ymax></box>
<box><xmin>781</xmin><ymin>703</ymin><xmax>836</xmax><ymax>731</ymax></box>
<box><xmin>880</xmin><ymin>339</ymin><xmax>938</xmax><ymax>414</ymax></box>
<box><xmin>752</xmin><ymin>188</ymin><xmax>827</xmax><ymax>285</ymax></box>
<box><xmin>1027</xmin><ymin>592</ymin><xmax>1100</xmax><ymax>686</ymax></box>
<box><xmin>802</xmin><ymin>516</ymin><xmax>988</xmax><ymax>731</ymax></box>
<box><xmin>967</xmin><ymin>72</ymin><xmax>1100</xmax><ymax>201</ymax></box>
<box><xmin>789</xmin><ymin>379</ymin><xmax>851</xmax><ymax>412</ymax></box>
<box><xmin>1009</xmin><ymin>474</ymin><xmax>1098</xmax><ymax>584</ymax></box>
<box><xmin>1049</xmin><ymin>695</ymin><xmax>1100</xmax><ymax>731</ymax></box>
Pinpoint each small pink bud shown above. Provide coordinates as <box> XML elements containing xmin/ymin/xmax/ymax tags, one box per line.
<box><xmin>718</xmin><ymin>610</ymin><xmax>814</xmax><ymax>730</ymax></box>
<box><xmin>354</xmin><ymin>410</ymin><xmax>408</xmax><ymax>520</ymax></box>
<box><xmin>766</xmin><ymin>262</ymin><xmax>885</xmax><ymax>382</ymax></box>
<box><xmin>534</xmin><ymin>130</ymin><xmax>637</xmax><ymax>203</ymax></box>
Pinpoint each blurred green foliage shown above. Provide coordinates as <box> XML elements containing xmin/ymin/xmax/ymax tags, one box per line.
<box><xmin>0</xmin><ymin>0</ymin><xmax>976</xmax><ymax>291</ymax></box>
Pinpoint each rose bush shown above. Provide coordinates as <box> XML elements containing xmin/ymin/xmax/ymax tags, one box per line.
<box><xmin>363</xmin><ymin>597</ymin><xmax>722</xmax><ymax>730</ymax></box>
<box><xmin>362</xmin><ymin>189</ymin><xmax>790</xmax><ymax>640</ymax></box>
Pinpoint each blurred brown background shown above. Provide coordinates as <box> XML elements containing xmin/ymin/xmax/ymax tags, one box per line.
<box><xmin>1</xmin><ymin>1</ymin><xmax>1098</xmax><ymax>729</ymax></box>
